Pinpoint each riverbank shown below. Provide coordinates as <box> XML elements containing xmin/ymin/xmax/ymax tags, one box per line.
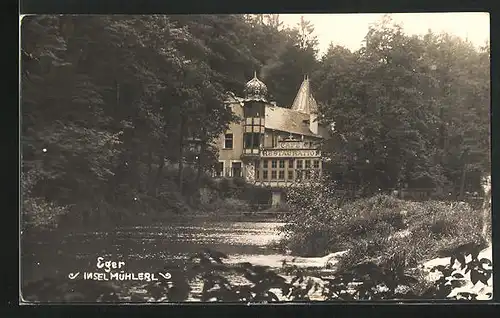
<box><xmin>279</xmin><ymin>193</ymin><xmax>490</xmax><ymax>262</ymax></box>
<box><xmin>21</xmin><ymin>214</ymin><xmax>493</xmax><ymax>302</ymax></box>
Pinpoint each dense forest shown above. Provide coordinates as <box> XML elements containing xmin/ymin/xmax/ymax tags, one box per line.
<box><xmin>21</xmin><ymin>14</ymin><xmax>490</xmax><ymax>231</ymax></box>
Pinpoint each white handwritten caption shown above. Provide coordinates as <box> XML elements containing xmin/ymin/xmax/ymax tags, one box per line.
<box><xmin>67</xmin><ymin>257</ymin><xmax>171</xmax><ymax>281</ymax></box>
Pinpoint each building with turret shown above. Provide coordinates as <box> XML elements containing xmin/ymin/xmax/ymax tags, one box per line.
<box><xmin>214</xmin><ymin>72</ymin><xmax>330</xmax><ymax>205</ymax></box>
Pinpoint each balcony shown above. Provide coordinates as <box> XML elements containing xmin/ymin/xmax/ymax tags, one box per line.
<box><xmin>241</xmin><ymin>147</ymin><xmax>260</xmax><ymax>158</ymax></box>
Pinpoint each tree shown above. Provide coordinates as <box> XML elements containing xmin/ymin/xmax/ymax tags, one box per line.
<box><xmin>21</xmin><ymin>15</ymin><xmax>245</xmax><ymax>227</ymax></box>
<box><xmin>259</xmin><ymin>16</ymin><xmax>320</xmax><ymax>107</ymax></box>
<box><xmin>316</xmin><ymin>16</ymin><xmax>490</xmax><ymax>196</ymax></box>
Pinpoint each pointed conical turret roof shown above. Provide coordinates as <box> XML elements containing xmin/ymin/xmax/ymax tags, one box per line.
<box><xmin>291</xmin><ymin>75</ymin><xmax>318</xmax><ymax>114</ymax></box>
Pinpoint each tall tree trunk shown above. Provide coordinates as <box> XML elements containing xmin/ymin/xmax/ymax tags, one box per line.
<box><xmin>459</xmin><ymin>150</ymin><xmax>469</xmax><ymax>201</ymax></box>
<box><xmin>195</xmin><ymin>147</ymin><xmax>203</xmax><ymax>189</ymax></box>
<box><xmin>459</xmin><ymin>165</ymin><xmax>467</xmax><ymax>201</ymax></box>
<box><xmin>147</xmin><ymin>148</ymin><xmax>153</xmax><ymax>177</ymax></box>
<box><xmin>153</xmin><ymin>124</ymin><xmax>170</xmax><ymax>196</ymax></box>
<box><xmin>481</xmin><ymin>175</ymin><xmax>491</xmax><ymax>243</ymax></box>
<box><xmin>196</xmin><ymin>136</ymin><xmax>208</xmax><ymax>190</ymax></box>
<box><xmin>154</xmin><ymin>152</ymin><xmax>165</xmax><ymax>196</ymax></box>
<box><xmin>146</xmin><ymin>147</ymin><xmax>154</xmax><ymax>194</ymax></box>
<box><xmin>178</xmin><ymin>119</ymin><xmax>185</xmax><ymax>194</ymax></box>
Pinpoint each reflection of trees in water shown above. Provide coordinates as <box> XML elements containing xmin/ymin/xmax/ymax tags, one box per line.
<box><xmin>21</xmin><ymin>222</ymin><xmax>286</xmax><ymax>287</ymax></box>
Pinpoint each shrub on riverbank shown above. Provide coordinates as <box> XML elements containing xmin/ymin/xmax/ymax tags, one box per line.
<box><xmin>212</xmin><ymin>177</ymin><xmax>272</xmax><ymax>206</ymax></box>
<box><xmin>22</xmin><ymin>164</ymin><xmax>265</xmax><ymax>235</ymax></box>
<box><xmin>201</xmin><ymin>198</ymin><xmax>251</xmax><ymax>214</ymax></box>
<box><xmin>279</xmin><ymin>181</ymin><xmax>489</xmax><ymax>270</ymax></box>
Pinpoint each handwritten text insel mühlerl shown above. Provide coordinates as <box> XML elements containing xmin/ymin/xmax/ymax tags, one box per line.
<box><xmin>83</xmin><ymin>272</ymin><xmax>160</xmax><ymax>281</ymax></box>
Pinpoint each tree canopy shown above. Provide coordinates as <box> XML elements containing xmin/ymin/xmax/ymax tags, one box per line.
<box><xmin>315</xmin><ymin>17</ymin><xmax>490</xmax><ymax>197</ymax></box>
<box><xmin>21</xmin><ymin>14</ymin><xmax>490</xmax><ymax>229</ymax></box>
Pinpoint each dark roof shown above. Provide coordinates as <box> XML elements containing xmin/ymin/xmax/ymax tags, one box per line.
<box><xmin>265</xmin><ymin>105</ymin><xmax>324</xmax><ymax>138</ymax></box>
<box><xmin>224</xmin><ymin>75</ymin><xmax>331</xmax><ymax>139</ymax></box>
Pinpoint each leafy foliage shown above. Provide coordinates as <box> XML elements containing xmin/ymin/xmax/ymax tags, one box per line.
<box><xmin>21</xmin><ymin>14</ymin><xmax>321</xmax><ymax>232</ymax></box>
<box><xmin>22</xmin><ymin>245</ymin><xmax>492</xmax><ymax>302</ymax></box>
<box><xmin>279</xmin><ymin>177</ymin><xmax>488</xmax><ymax>267</ymax></box>
<box><xmin>316</xmin><ymin>16</ymin><xmax>490</xmax><ymax>196</ymax></box>
<box><xmin>22</xmin><ymin>13</ymin><xmax>489</xmax><ymax>229</ymax></box>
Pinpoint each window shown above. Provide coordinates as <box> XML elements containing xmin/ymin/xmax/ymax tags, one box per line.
<box><xmin>271</xmin><ymin>170</ymin><xmax>277</xmax><ymax>179</ymax></box>
<box><xmin>288</xmin><ymin>170</ymin><xmax>294</xmax><ymax>180</ymax></box>
<box><xmin>244</xmin><ymin>133</ymin><xmax>253</xmax><ymax>149</ymax></box>
<box><xmin>243</xmin><ymin>102</ymin><xmax>264</xmax><ymax>117</ymax></box>
<box><xmin>224</xmin><ymin>133</ymin><xmax>233</xmax><ymax>149</ymax></box>
<box><xmin>244</xmin><ymin>133</ymin><xmax>261</xmax><ymax>149</ymax></box>
<box><xmin>215</xmin><ymin>162</ymin><xmax>223</xmax><ymax>177</ymax></box>
<box><xmin>271</xmin><ymin>160</ymin><xmax>277</xmax><ymax>168</ymax></box>
<box><xmin>288</xmin><ymin>159</ymin><xmax>294</xmax><ymax>168</ymax></box>
<box><xmin>297</xmin><ymin>160</ymin><xmax>303</xmax><ymax>169</ymax></box>
<box><xmin>313</xmin><ymin>160</ymin><xmax>320</xmax><ymax>169</ymax></box>
<box><xmin>305</xmin><ymin>170</ymin><xmax>311</xmax><ymax>179</ymax></box>
<box><xmin>271</xmin><ymin>132</ymin><xmax>278</xmax><ymax>147</ymax></box>
<box><xmin>253</xmin><ymin>133</ymin><xmax>262</xmax><ymax>148</ymax></box>
<box><xmin>263</xmin><ymin>170</ymin><xmax>268</xmax><ymax>180</ymax></box>
<box><xmin>279</xmin><ymin>160</ymin><xmax>285</xmax><ymax>168</ymax></box>
<box><xmin>263</xmin><ymin>160</ymin><xmax>268</xmax><ymax>168</ymax></box>
<box><xmin>279</xmin><ymin>170</ymin><xmax>285</xmax><ymax>180</ymax></box>
<box><xmin>305</xmin><ymin>160</ymin><xmax>311</xmax><ymax>169</ymax></box>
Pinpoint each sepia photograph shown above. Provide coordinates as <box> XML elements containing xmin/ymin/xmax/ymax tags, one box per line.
<box><xmin>20</xmin><ymin>12</ymin><xmax>491</xmax><ymax>303</ymax></box>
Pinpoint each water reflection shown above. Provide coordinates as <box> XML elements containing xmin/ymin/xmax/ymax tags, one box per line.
<box><xmin>22</xmin><ymin>221</ymin><xmax>287</xmax><ymax>284</ymax></box>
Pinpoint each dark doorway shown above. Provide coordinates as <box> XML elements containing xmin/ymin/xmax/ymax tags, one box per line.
<box><xmin>232</xmin><ymin>162</ymin><xmax>242</xmax><ymax>178</ymax></box>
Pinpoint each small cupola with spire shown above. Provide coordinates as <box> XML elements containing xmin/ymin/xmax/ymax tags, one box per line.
<box><xmin>243</xmin><ymin>71</ymin><xmax>268</xmax><ymax>102</ymax></box>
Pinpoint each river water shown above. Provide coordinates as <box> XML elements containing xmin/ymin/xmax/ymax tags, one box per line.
<box><xmin>21</xmin><ymin>220</ymin><xmax>290</xmax><ymax>290</ymax></box>
<box><xmin>27</xmin><ymin>219</ymin><xmax>486</xmax><ymax>301</ymax></box>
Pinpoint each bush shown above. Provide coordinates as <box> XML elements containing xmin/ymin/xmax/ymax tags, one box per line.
<box><xmin>22</xmin><ymin>196</ymin><xmax>69</xmax><ymax>232</ymax></box>
<box><xmin>336</xmin><ymin>199</ymin><xmax>487</xmax><ymax>272</ymax></box>
<box><xmin>202</xmin><ymin>198</ymin><xmax>250</xmax><ymax>214</ymax></box>
<box><xmin>279</xmin><ymin>178</ymin><xmax>488</xmax><ymax>274</ymax></box>
<box><xmin>22</xmin><ymin>170</ymin><xmax>69</xmax><ymax>232</ymax></box>
<box><xmin>277</xmin><ymin>179</ymin><xmax>347</xmax><ymax>255</ymax></box>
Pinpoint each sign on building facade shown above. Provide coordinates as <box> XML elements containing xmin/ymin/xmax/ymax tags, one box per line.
<box><xmin>261</xmin><ymin>149</ymin><xmax>321</xmax><ymax>158</ymax></box>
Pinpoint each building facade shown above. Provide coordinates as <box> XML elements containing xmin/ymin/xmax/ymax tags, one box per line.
<box><xmin>213</xmin><ymin>72</ymin><xmax>329</xmax><ymax>201</ymax></box>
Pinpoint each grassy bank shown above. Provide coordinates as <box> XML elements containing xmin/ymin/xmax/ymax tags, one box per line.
<box><xmin>278</xmin><ymin>190</ymin><xmax>490</xmax><ymax>271</ymax></box>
